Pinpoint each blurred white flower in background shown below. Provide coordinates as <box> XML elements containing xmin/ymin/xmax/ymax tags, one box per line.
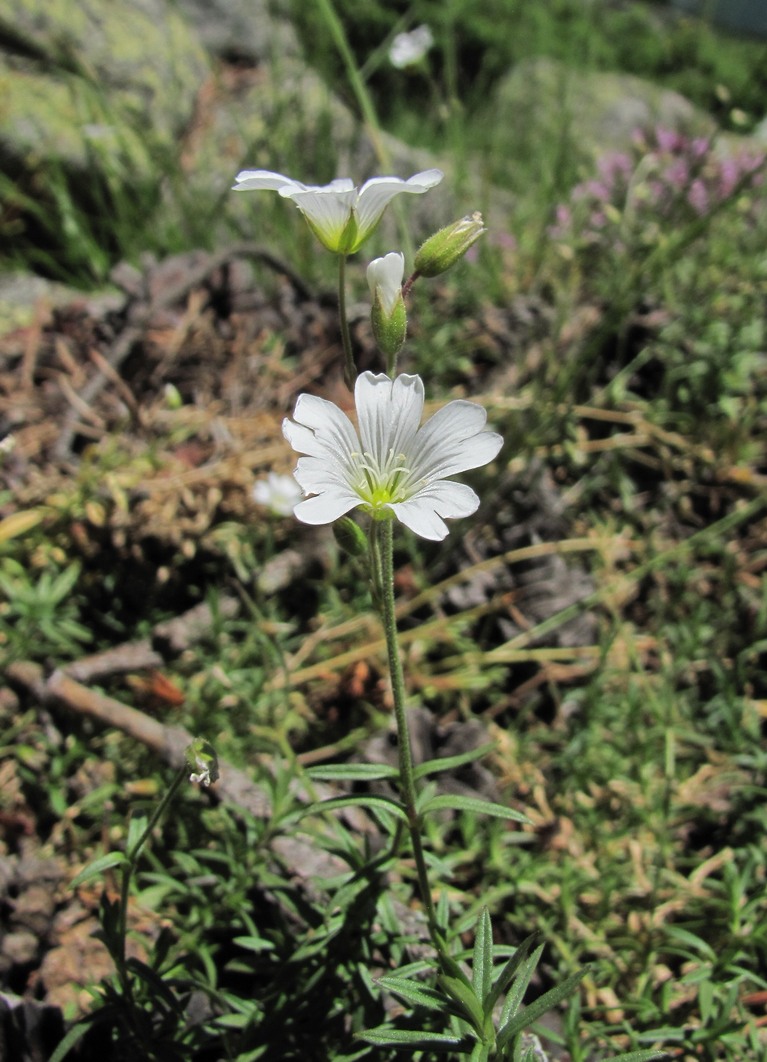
<box><xmin>253</xmin><ymin>472</ymin><xmax>303</xmax><ymax>517</ymax></box>
<box><xmin>389</xmin><ymin>24</ymin><xmax>434</xmax><ymax>70</ymax></box>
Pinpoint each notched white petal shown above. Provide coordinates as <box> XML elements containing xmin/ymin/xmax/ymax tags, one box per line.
<box><xmin>294</xmin><ymin>492</ymin><xmax>359</xmax><ymax>525</ymax></box>
<box><xmin>367</xmin><ymin>252</ymin><xmax>405</xmax><ymax>314</ymax></box>
<box><xmin>233</xmin><ymin>170</ymin><xmax>302</xmax><ymax>192</ymax></box>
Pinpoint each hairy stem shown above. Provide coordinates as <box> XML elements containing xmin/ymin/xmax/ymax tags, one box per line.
<box><xmin>374</xmin><ymin>519</ymin><xmax>441</xmax><ymax>945</ymax></box>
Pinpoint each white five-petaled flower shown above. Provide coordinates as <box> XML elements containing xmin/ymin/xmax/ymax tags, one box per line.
<box><xmin>232</xmin><ymin>168</ymin><xmax>443</xmax><ymax>255</ymax></box>
<box><xmin>282</xmin><ymin>373</ymin><xmax>503</xmax><ymax>541</ymax></box>
<box><xmin>367</xmin><ymin>252</ymin><xmax>405</xmax><ymax>315</ymax></box>
<box><xmin>389</xmin><ymin>24</ymin><xmax>434</xmax><ymax>69</ymax></box>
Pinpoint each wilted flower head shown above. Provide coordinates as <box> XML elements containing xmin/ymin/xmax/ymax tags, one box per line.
<box><xmin>282</xmin><ymin>372</ymin><xmax>502</xmax><ymax>541</ymax></box>
<box><xmin>233</xmin><ymin>168</ymin><xmax>443</xmax><ymax>254</ymax></box>
<box><xmin>389</xmin><ymin>24</ymin><xmax>434</xmax><ymax>69</ymax></box>
<box><xmin>253</xmin><ymin>472</ymin><xmax>303</xmax><ymax>517</ymax></box>
<box><xmin>186</xmin><ymin>738</ymin><xmax>219</xmax><ymax>788</ymax></box>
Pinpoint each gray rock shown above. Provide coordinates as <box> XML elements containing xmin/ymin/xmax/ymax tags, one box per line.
<box><xmin>1</xmin><ymin>931</ymin><xmax>38</xmax><ymax>966</ymax></box>
<box><xmin>174</xmin><ymin>0</ymin><xmax>299</xmax><ymax>61</ymax></box>
<box><xmin>0</xmin><ymin>0</ymin><xmax>210</xmax><ymax>173</ymax></box>
<box><xmin>488</xmin><ymin>57</ymin><xmax>716</xmax><ymax>171</ymax></box>
<box><xmin>0</xmin><ymin>273</ymin><xmax>122</xmax><ymax>335</ymax></box>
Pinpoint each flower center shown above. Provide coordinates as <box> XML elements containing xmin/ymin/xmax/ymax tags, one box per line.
<box><xmin>351</xmin><ymin>448</ymin><xmax>413</xmax><ymax>509</ymax></box>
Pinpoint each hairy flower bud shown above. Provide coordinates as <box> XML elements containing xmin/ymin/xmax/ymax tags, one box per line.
<box><xmin>414</xmin><ymin>212</ymin><xmax>486</xmax><ymax>277</ymax></box>
<box><xmin>333</xmin><ymin>517</ymin><xmax>369</xmax><ymax>558</ymax></box>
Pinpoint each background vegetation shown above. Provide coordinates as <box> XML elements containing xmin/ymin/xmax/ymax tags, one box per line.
<box><xmin>2</xmin><ymin>1</ymin><xmax>767</xmax><ymax>1059</ymax></box>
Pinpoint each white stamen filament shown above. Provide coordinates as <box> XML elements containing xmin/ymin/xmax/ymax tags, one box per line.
<box><xmin>352</xmin><ymin>449</ymin><xmax>412</xmax><ymax>506</ymax></box>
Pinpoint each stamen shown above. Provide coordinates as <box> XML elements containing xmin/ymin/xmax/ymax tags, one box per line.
<box><xmin>349</xmin><ymin>448</ymin><xmax>414</xmax><ymax>508</ymax></box>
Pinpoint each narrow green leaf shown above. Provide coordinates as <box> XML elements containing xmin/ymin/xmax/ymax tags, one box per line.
<box><xmin>233</xmin><ymin>935</ymin><xmax>275</xmax><ymax>953</ymax></box>
<box><xmin>302</xmin><ymin>794</ymin><xmax>408</xmax><ymax>822</ymax></box>
<box><xmin>498</xmin><ymin>945</ymin><xmax>544</xmax><ymax>1030</ymax></box>
<box><xmin>603</xmin><ymin>1051</ymin><xmax>669</xmax><ymax>1061</ymax></box>
<box><xmin>125</xmin><ymin>957</ymin><xmax>185</xmax><ymax>1015</ymax></box>
<box><xmin>359</xmin><ymin>1028</ymin><xmax>467</xmax><ymax>1049</ymax></box>
<box><xmin>438</xmin><ymin>973</ymin><xmax>485</xmax><ymax>1031</ymax></box>
<box><xmin>126</xmin><ymin>814</ymin><xmax>148</xmax><ymax>852</ymax></box>
<box><xmin>439</xmin><ymin>950</ymin><xmax>475</xmax><ymax>992</ymax></box>
<box><xmin>486</xmin><ymin>932</ymin><xmax>542</xmax><ymax>1014</ymax></box>
<box><xmin>497</xmin><ymin>966</ymin><xmax>590</xmax><ymax>1050</ymax></box>
<box><xmin>47</xmin><ymin>1020</ymin><xmax>94</xmax><ymax>1062</ymax></box>
<box><xmin>306</xmin><ymin>763</ymin><xmax>400</xmax><ymax>782</ymax></box>
<box><xmin>377</xmin><ymin>974</ymin><xmax>445</xmax><ymax>1012</ymax></box>
<box><xmin>470</xmin><ymin>1042</ymin><xmax>492</xmax><ymax>1062</ymax></box>
<box><xmin>421</xmin><ymin>794</ymin><xmax>530</xmax><ymax>824</ymax></box>
<box><xmin>413</xmin><ymin>742</ymin><xmax>497</xmax><ymax>781</ymax></box>
<box><xmin>70</xmin><ymin>852</ymin><xmax>129</xmax><ymax>888</ymax></box>
<box><xmin>473</xmin><ymin>907</ymin><xmax>493</xmax><ymax>1006</ymax></box>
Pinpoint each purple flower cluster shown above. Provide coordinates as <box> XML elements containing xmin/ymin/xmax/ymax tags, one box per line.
<box><xmin>551</xmin><ymin>126</ymin><xmax>765</xmax><ymax>252</ymax></box>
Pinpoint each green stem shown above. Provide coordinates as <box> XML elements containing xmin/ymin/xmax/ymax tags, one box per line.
<box><xmin>374</xmin><ymin>519</ymin><xmax>441</xmax><ymax>945</ymax></box>
<box><xmin>117</xmin><ymin>765</ymin><xmax>188</xmax><ymax>975</ymax></box>
<box><xmin>338</xmin><ymin>254</ymin><xmax>356</xmax><ymax>389</ymax></box>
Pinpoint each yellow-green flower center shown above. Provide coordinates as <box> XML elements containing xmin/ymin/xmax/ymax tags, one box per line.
<box><xmin>352</xmin><ymin>449</ymin><xmax>412</xmax><ymax>510</ymax></box>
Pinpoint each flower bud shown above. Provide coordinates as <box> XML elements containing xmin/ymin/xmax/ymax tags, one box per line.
<box><xmin>367</xmin><ymin>251</ymin><xmax>407</xmax><ymax>359</ymax></box>
<box><xmin>333</xmin><ymin>516</ymin><xmax>369</xmax><ymax>558</ymax></box>
<box><xmin>414</xmin><ymin>212</ymin><xmax>486</xmax><ymax>277</ymax></box>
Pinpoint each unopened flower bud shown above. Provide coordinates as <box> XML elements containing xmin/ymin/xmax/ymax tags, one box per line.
<box><xmin>333</xmin><ymin>517</ymin><xmax>369</xmax><ymax>558</ymax></box>
<box><xmin>367</xmin><ymin>251</ymin><xmax>407</xmax><ymax>359</ymax></box>
<box><xmin>414</xmin><ymin>212</ymin><xmax>486</xmax><ymax>277</ymax></box>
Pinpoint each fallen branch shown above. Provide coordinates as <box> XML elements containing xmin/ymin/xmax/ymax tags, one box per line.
<box><xmin>6</xmin><ymin>659</ymin><xmax>271</xmax><ymax>819</ymax></box>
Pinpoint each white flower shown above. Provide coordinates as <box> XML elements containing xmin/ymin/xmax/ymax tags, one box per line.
<box><xmin>232</xmin><ymin>168</ymin><xmax>443</xmax><ymax>254</ymax></box>
<box><xmin>282</xmin><ymin>373</ymin><xmax>503</xmax><ymax>541</ymax></box>
<box><xmin>253</xmin><ymin>472</ymin><xmax>303</xmax><ymax>517</ymax></box>
<box><xmin>389</xmin><ymin>24</ymin><xmax>434</xmax><ymax>69</ymax></box>
<box><xmin>367</xmin><ymin>252</ymin><xmax>405</xmax><ymax>315</ymax></box>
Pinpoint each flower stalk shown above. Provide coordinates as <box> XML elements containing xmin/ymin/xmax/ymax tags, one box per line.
<box><xmin>116</xmin><ymin>764</ymin><xmax>188</xmax><ymax>980</ymax></box>
<box><xmin>338</xmin><ymin>254</ymin><xmax>356</xmax><ymax>389</ymax></box>
<box><xmin>372</xmin><ymin>518</ymin><xmax>441</xmax><ymax>946</ymax></box>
